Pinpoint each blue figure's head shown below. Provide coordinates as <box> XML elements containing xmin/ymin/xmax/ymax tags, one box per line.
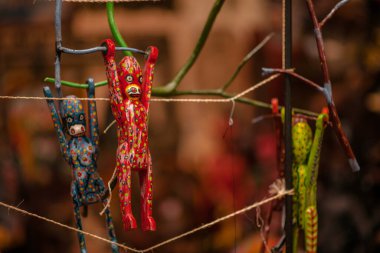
<box><xmin>61</xmin><ymin>96</ymin><xmax>86</xmax><ymax>137</ymax></box>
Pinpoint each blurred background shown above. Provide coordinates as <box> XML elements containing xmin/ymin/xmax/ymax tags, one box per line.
<box><xmin>0</xmin><ymin>0</ymin><xmax>379</xmax><ymax>252</ymax></box>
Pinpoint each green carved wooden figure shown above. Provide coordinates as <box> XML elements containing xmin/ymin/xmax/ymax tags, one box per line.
<box><xmin>291</xmin><ymin>108</ymin><xmax>329</xmax><ymax>253</ymax></box>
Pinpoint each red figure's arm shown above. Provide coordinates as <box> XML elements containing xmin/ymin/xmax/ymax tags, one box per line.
<box><xmin>101</xmin><ymin>39</ymin><xmax>124</xmax><ymax>124</ymax></box>
<box><xmin>141</xmin><ymin>46</ymin><xmax>158</xmax><ymax>113</ymax></box>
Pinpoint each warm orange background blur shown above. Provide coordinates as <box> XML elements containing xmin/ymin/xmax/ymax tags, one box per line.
<box><xmin>0</xmin><ymin>1</ymin><xmax>379</xmax><ymax>252</ymax></box>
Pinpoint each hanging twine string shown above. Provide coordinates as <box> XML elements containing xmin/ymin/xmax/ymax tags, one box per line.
<box><xmin>0</xmin><ymin>189</ymin><xmax>293</xmax><ymax>253</ymax></box>
<box><xmin>0</xmin><ymin>96</ymin><xmax>108</xmax><ymax>102</ymax></box>
<box><xmin>0</xmin><ymin>201</ymin><xmax>139</xmax><ymax>252</ymax></box>
<box><xmin>0</xmin><ymin>74</ymin><xmax>280</xmax><ymax>103</ymax></box>
<box><xmin>99</xmin><ymin>168</ymin><xmax>118</xmax><ymax>216</ymax></box>
<box><xmin>46</xmin><ymin>0</ymin><xmax>160</xmax><ymax>2</ymax></box>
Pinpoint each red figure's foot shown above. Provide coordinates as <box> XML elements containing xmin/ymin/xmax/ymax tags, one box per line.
<box><xmin>122</xmin><ymin>214</ymin><xmax>137</xmax><ymax>230</ymax></box>
<box><xmin>142</xmin><ymin>216</ymin><xmax>156</xmax><ymax>231</ymax></box>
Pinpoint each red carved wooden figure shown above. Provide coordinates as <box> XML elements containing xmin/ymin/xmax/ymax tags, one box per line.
<box><xmin>102</xmin><ymin>39</ymin><xmax>158</xmax><ymax>231</ymax></box>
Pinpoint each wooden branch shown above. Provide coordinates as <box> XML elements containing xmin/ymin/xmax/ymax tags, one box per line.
<box><xmin>262</xmin><ymin>68</ymin><xmax>324</xmax><ymax>92</ymax></box>
<box><xmin>221</xmin><ymin>33</ymin><xmax>274</xmax><ymax>92</ymax></box>
<box><xmin>320</xmin><ymin>0</ymin><xmax>350</xmax><ymax>28</ymax></box>
<box><xmin>106</xmin><ymin>2</ymin><xmax>133</xmax><ymax>57</ymax></box>
<box><xmin>165</xmin><ymin>0</ymin><xmax>226</xmax><ymax>92</ymax></box>
<box><xmin>305</xmin><ymin>0</ymin><xmax>359</xmax><ymax>172</ymax></box>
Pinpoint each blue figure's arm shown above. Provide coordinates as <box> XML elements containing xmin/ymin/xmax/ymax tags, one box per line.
<box><xmin>86</xmin><ymin>78</ymin><xmax>99</xmax><ymax>156</ymax></box>
<box><xmin>43</xmin><ymin>86</ymin><xmax>70</xmax><ymax>162</ymax></box>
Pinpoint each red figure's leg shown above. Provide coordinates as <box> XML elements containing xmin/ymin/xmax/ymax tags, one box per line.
<box><xmin>139</xmin><ymin>159</ymin><xmax>156</xmax><ymax>231</ymax></box>
<box><xmin>118</xmin><ymin>161</ymin><xmax>137</xmax><ymax>230</ymax></box>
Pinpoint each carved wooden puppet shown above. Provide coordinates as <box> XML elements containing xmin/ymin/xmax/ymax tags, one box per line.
<box><xmin>101</xmin><ymin>39</ymin><xmax>158</xmax><ymax>231</ymax></box>
<box><xmin>266</xmin><ymin>104</ymin><xmax>329</xmax><ymax>253</ymax></box>
<box><xmin>291</xmin><ymin>108</ymin><xmax>328</xmax><ymax>253</ymax></box>
<box><xmin>43</xmin><ymin>79</ymin><xmax>119</xmax><ymax>253</ymax></box>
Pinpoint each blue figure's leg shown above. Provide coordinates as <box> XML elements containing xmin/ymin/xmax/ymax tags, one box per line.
<box><xmin>73</xmin><ymin>202</ymin><xmax>87</xmax><ymax>253</ymax></box>
<box><xmin>84</xmin><ymin>173</ymin><xmax>105</xmax><ymax>204</ymax></box>
<box><xmin>93</xmin><ymin>175</ymin><xmax>118</xmax><ymax>252</ymax></box>
<box><xmin>94</xmin><ymin>174</ymin><xmax>106</xmax><ymax>194</ymax></box>
<box><xmin>102</xmin><ymin>201</ymin><xmax>119</xmax><ymax>253</ymax></box>
<box><xmin>84</xmin><ymin>174</ymin><xmax>98</xmax><ymax>204</ymax></box>
<box><xmin>72</xmin><ymin>182</ymin><xmax>87</xmax><ymax>253</ymax></box>
<box><xmin>77</xmin><ymin>170</ymin><xmax>98</xmax><ymax>205</ymax></box>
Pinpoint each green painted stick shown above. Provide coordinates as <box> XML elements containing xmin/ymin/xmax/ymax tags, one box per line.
<box><xmin>166</xmin><ymin>0</ymin><xmax>226</xmax><ymax>92</ymax></box>
<box><xmin>107</xmin><ymin>2</ymin><xmax>133</xmax><ymax>57</ymax></box>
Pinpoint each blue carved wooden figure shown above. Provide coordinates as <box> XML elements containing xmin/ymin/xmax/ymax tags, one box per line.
<box><xmin>43</xmin><ymin>79</ymin><xmax>118</xmax><ymax>253</ymax></box>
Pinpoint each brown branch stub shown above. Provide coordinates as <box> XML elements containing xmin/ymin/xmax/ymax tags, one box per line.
<box><xmin>320</xmin><ymin>0</ymin><xmax>350</xmax><ymax>28</ymax></box>
<box><xmin>262</xmin><ymin>68</ymin><xmax>324</xmax><ymax>93</ymax></box>
<box><xmin>305</xmin><ymin>0</ymin><xmax>331</xmax><ymax>86</ymax></box>
<box><xmin>221</xmin><ymin>33</ymin><xmax>275</xmax><ymax>92</ymax></box>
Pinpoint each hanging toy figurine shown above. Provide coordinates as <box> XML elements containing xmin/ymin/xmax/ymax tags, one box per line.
<box><xmin>43</xmin><ymin>79</ymin><xmax>119</xmax><ymax>253</ymax></box>
<box><xmin>273</xmin><ymin>107</ymin><xmax>329</xmax><ymax>253</ymax></box>
<box><xmin>101</xmin><ymin>39</ymin><xmax>158</xmax><ymax>231</ymax></box>
<box><xmin>291</xmin><ymin>108</ymin><xmax>328</xmax><ymax>253</ymax></box>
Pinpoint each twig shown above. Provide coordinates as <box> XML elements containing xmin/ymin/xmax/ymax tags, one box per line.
<box><xmin>262</xmin><ymin>68</ymin><xmax>324</xmax><ymax>92</ymax></box>
<box><xmin>305</xmin><ymin>0</ymin><xmax>360</xmax><ymax>172</ymax></box>
<box><xmin>221</xmin><ymin>33</ymin><xmax>274</xmax><ymax>91</ymax></box>
<box><xmin>320</xmin><ymin>0</ymin><xmax>350</xmax><ymax>28</ymax></box>
<box><xmin>251</xmin><ymin>114</ymin><xmax>279</xmax><ymax>125</ymax></box>
<box><xmin>305</xmin><ymin>0</ymin><xmax>331</xmax><ymax>89</ymax></box>
<box><xmin>164</xmin><ymin>0</ymin><xmax>226</xmax><ymax>92</ymax></box>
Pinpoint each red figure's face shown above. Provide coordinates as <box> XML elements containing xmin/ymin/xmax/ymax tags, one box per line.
<box><xmin>118</xmin><ymin>56</ymin><xmax>143</xmax><ymax>100</ymax></box>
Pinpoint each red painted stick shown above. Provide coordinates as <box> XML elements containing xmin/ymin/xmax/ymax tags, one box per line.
<box><xmin>305</xmin><ymin>0</ymin><xmax>359</xmax><ymax>172</ymax></box>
